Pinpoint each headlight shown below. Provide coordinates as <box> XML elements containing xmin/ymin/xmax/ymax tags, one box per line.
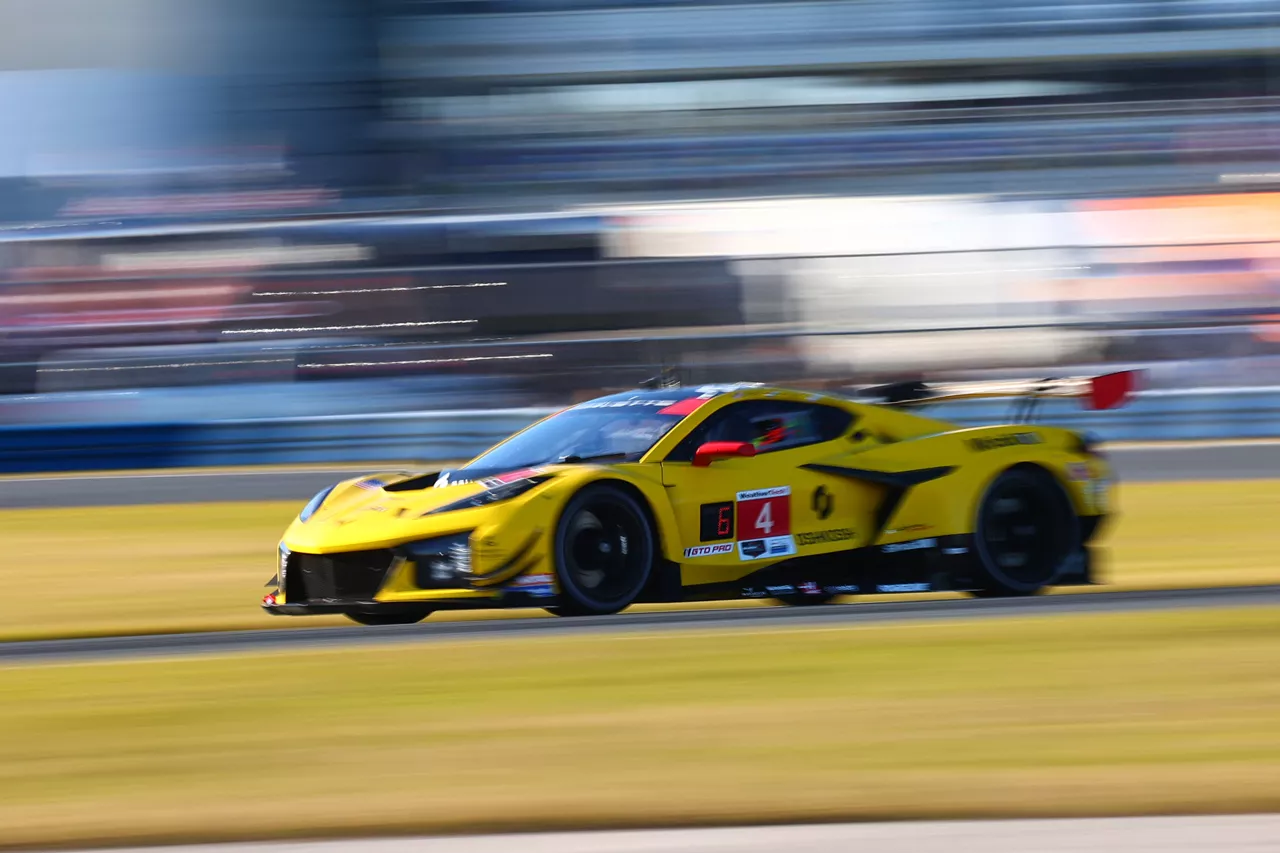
<box><xmin>277</xmin><ymin>543</ymin><xmax>290</xmax><ymax>588</ymax></box>
<box><xmin>397</xmin><ymin>533</ymin><xmax>472</xmax><ymax>586</ymax></box>
<box><xmin>299</xmin><ymin>486</ymin><xmax>335</xmax><ymax>523</ymax></box>
<box><xmin>425</xmin><ymin>477</ymin><xmax>547</xmax><ymax>516</ymax></box>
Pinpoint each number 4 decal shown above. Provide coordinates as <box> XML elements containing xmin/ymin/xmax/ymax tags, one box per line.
<box><xmin>755</xmin><ymin>501</ymin><xmax>774</xmax><ymax>535</ymax></box>
<box><xmin>736</xmin><ymin>486</ymin><xmax>791</xmax><ymax>539</ymax></box>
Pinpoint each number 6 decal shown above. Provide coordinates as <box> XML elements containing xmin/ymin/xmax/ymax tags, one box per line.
<box><xmin>699</xmin><ymin>501</ymin><xmax>735</xmax><ymax>542</ymax></box>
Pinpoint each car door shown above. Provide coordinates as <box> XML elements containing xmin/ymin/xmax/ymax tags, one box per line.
<box><xmin>660</xmin><ymin>399</ymin><xmax>880</xmax><ymax>588</ymax></box>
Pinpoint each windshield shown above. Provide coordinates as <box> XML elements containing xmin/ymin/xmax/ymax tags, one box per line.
<box><xmin>460</xmin><ymin>397</ymin><xmax>693</xmax><ymax>473</ymax></box>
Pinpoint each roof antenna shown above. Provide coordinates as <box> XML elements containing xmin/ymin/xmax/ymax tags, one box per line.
<box><xmin>640</xmin><ymin>366</ymin><xmax>682</xmax><ymax>390</ymax></box>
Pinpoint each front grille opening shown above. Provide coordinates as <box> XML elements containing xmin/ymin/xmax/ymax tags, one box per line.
<box><xmin>292</xmin><ymin>549</ymin><xmax>396</xmax><ymax>603</ymax></box>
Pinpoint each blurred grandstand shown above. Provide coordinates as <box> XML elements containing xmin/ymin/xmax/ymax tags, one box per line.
<box><xmin>0</xmin><ymin>0</ymin><xmax>1276</xmax><ymax>421</ymax></box>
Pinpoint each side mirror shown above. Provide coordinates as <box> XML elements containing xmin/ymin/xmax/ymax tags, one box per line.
<box><xmin>692</xmin><ymin>441</ymin><xmax>756</xmax><ymax>467</ymax></box>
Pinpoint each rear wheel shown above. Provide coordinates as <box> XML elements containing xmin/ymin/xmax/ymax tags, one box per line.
<box><xmin>552</xmin><ymin>483</ymin><xmax>655</xmax><ymax>616</ymax></box>
<box><xmin>969</xmin><ymin>467</ymin><xmax>1078</xmax><ymax>598</ymax></box>
<box><xmin>344</xmin><ymin>608</ymin><xmax>433</xmax><ymax>626</ymax></box>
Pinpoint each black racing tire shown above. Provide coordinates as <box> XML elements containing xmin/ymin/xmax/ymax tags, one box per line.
<box><xmin>552</xmin><ymin>483</ymin><xmax>655</xmax><ymax>616</ymax></box>
<box><xmin>968</xmin><ymin>466</ymin><xmax>1079</xmax><ymax>598</ymax></box>
<box><xmin>344</xmin><ymin>608</ymin><xmax>433</xmax><ymax>626</ymax></box>
<box><xmin>773</xmin><ymin>592</ymin><xmax>837</xmax><ymax>606</ymax></box>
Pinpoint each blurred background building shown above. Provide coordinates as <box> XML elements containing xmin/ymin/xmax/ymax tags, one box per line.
<box><xmin>0</xmin><ymin>0</ymin><xmax>1277</xmax><ymax>428</ymax></box>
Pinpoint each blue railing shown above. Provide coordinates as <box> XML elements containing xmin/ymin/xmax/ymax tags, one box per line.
<box><xmin>0</xmin><ymin>389</ymin><xmax>1275</xmax><ymax>473</ymax></box>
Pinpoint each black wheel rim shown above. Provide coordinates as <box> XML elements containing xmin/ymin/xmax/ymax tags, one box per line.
<box><xmin>979</xmin><ymin>480</ymin><xmax>1061</xmax><ymax>586</ymax></box>
<box><xmin>562</xmin><ymin>498</ymin><xmax>648</xmax><ymax>605</ymax></box>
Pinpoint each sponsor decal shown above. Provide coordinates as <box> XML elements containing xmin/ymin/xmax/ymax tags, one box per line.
<box><xmin>765</xmin><ymin>585</ymin><xmax>795</xmax><ymax>596</ymax></box>
<box><xmin>434</xmin><ymin>472</ymin><xmax>476</xmax><ymax>488</ymax></box>
<box><xmin>967</xmin><ymin>432</ymin><xmax>1044</xmax><ymax>452</ymax></box>
<box><xmin>881</xmin><ymin>538</ymin><xmax>937</xmax><ymax>554</ymax></box>
<box><xmin>1067</xmin><ymin>462</ymin><xmax>1091</xmax><ymax>481</ymax></box>
<box><xmin>684</xmin><ymin>543</ymin><xmax>735</xmax><ymax>558</ymax></box>
<box><xmin>797</xmin><ymin>528</ymin><xmax>856</xmax><ymax>547</ymax></box>
<box><xmin>877</xmin><ymin>583</ymin><xmax>931</xmax><ymax>593</ymax></box>
<box><xmin>357</xmin><ymin>478</ymin><xmax>387</xmax><ymax>490</ymax></box>
<box><xmin>1089</xmin><ymin>477</ymin><xmax>1109</xmax><ymax>511</ymax></box>
<box><xmin>699</xmin><ymin>501</ymin><xmax>735</xmax><ymax>542</ymax></box>
<box><xmin>825</xmin><ymin>584</ymin><xmax>861</xmax><ymax>594</ymax></box>
<box><xmin>738</xmin><ymin>535</ymin><xmax>797</xmax><ymax>561</ymax></box>
<box><xmin>887</xmin><ymin>523</ymin><xmax>932</xmax><ymax>535</ymax></box>
<box><xmin>507</xmin><ymin>573</ymin><xmax>555</xmax><ymax>598</ymax></box>
<box><xmin>737</xmin><ymin>487</ymin><xmax>792</xmax><ymax>548</ymax></box>
<box><xmin>480</xmin><ymin>467</ymin><xmax>542</xmax><ymax>488</ymax></box>
<box><xmin>697</xmin><ymin>383</ymin><xmax>763</xmax><ymax>394</ymax></box>
<box><xmin>509</xmin><ymin>573</ymin><xmax>553</xmax><ymax>586</ymax></box>
<box><xmin>811</xmin><ymin>485</ymin><xmax>833</xmax><ymax>520</ymax></box>
<box><xmin>741</xmin><ymin>587</ymin><xmax>770</xmax><ymax>598</ymax></box>
<box><xmin>575</xmin><ymin>398</ymin><xmax>678</xmax><ymax>410</ymax></box>
<box><xmin>942</xmin><ymin>546</ymin><xmax>970</xmax><ymax>555</ymax></box>
<box><xmin>736</xmin><ymin>486</ymin><xmax>791</xmax><ymax>502</ymax></box>
<box><xmin>262</xmin><ymin>592</ymin><xmax>277</xmax><ymax>606</ymax></box>
<box><xmin>798</xmin><ymin>581</ymin><xmax>823</xmax><ymax>596</ymax></box>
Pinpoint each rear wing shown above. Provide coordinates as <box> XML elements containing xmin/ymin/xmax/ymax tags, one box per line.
<box><xmin>858</xmin><ymin>370</ymin><xmax>1142</xmax><ymax>422</ymax></box>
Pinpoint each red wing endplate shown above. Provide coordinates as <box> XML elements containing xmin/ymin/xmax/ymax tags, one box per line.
<box><xmin>1087</xmin><ymin>370</ymin><xmax>1141</xmax><ymax>410</ymax></box>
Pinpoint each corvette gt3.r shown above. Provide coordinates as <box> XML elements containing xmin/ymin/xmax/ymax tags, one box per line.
<box><xmin>263</xmin><ymin>375</ymin><xmax>1133</xmax><ymax>624</ymax></box>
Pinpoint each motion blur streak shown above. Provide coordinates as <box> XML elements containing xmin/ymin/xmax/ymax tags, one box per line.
<box><xmin>44</xmin><ymin>359</ymin><xmax>294</xmax><ymax>372</ymax></box>
<box><xmin>303</xmin><ymin>353</ymin><xmax>553</xmax><ymax>369</ymax></box>
<box><xmin>222</xmin><ymin>321</ymin><xmax>475</xmax><ymax>335</ymax></box>
<box><xmin>254</xmin><ymin>282</ymin><xmax>508</xmax><ymax>296</ymax></box>
<box><xmin>5</xmin><ymin>586</ymin><xmax>1278</xmax><ymax>664</ymax></box>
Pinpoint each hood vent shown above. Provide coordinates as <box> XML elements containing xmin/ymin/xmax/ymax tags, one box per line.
<box><xmin>383</xmin><ymin>472</ymin><xmax>441</xmax><ymax>492</ymax></box>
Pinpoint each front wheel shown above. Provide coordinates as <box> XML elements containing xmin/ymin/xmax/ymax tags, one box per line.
<box><xmin>552</xmin><ymin>483</ymin><xmax>655</xmax><ymax>616</ymax></box>
<box><xmin>344</xmin><ymin>608</ymin><xmax>433</xmax><ymax>626</ymax></box>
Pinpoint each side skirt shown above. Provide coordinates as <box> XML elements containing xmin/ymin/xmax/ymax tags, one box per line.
<box><xmin>680</xmin><ymin>535</ymin><xmax>980</xmax><ymax>601</ymax></box>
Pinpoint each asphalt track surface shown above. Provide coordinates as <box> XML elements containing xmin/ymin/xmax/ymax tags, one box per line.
<box><xmin>1</xmin><ymin>441</ymin><xmax>1276</xmax><ymax>665</ymax></box>
<box><xmin>1</xmin><ymin>442</ymin><xmax>1277</xmax><ymax>509</ymax></box>
<box><xmin>4</xmin><ymin>584</ymin><xmax>1278</xmax><ymax>664</ymax></box>
<box><xmin>54</xmin><ymin>816</ymin><xmax>1280</xmax><ymax>853</ymax></box>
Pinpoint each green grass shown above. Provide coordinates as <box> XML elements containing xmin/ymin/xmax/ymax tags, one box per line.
<box><xmin>2</xmin><ymin>607</ymin><xmax>1280</xmax><ymax>849</ymax></box>
<box><xmin>0</xmin><ymin>480</ymin><xmax>1276</xmax><ymax>641</ymax></box>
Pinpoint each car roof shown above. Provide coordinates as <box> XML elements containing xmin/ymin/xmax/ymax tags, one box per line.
<box><xmin>581</xmin><ymin>383</ymin><xmax>849</xmax><ymax>408</ymax></box>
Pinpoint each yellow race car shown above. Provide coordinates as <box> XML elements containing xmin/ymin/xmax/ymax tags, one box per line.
<box><xmin>264</xmin><ymin>373</ymin><xmax>1136</xmax><ymax>625</ymax></box>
